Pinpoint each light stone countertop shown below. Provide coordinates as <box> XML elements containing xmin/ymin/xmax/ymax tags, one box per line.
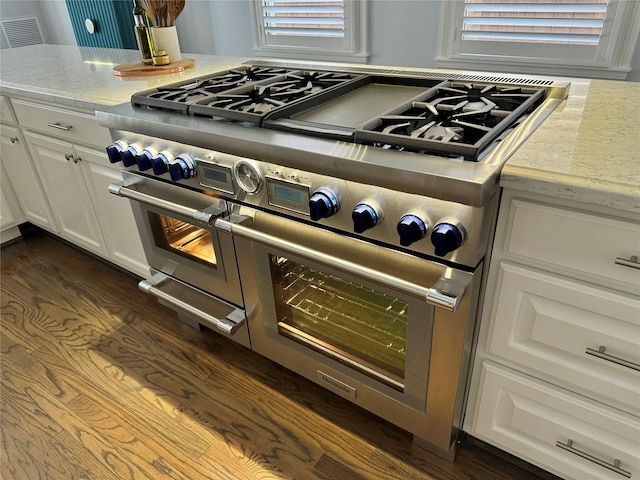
<box><xmin>0</xmin><ymin>44</ymin><xmax>249</xmax><ymax>112</ymax></box>
<box><xmin>501</xmin><ymin>79</ymin><xmax>640</xmax><ymax>214</ymax></box>
<box><xmin>2</xmin><ymin>45</ymin><xmax>638</xmax><ymax>214</ymax></box>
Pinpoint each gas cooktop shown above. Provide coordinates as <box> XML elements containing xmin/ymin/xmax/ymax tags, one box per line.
<box><xmin>131</xmin><ymin>65</ymin><xmax>546</xmax><ymax>161</ymax></box>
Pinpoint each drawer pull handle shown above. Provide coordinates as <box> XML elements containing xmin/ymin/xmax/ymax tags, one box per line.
<box><xmin>10</xmin><ymin>136</ymin><xmax>18</xmax><ymax>144</ymax></box>
<box><xmin>615</xmin><ymin>255</ymin><xmax>640</xmax><ymax>270</ymax></box>
<box><xmin>585</xmin><ymin>345</ymin><xmax>640</xmax><ymax>372</ymax></box>
<box><xmin>556</xmin><ymin>439</ymin><xmax>632</xmax><ymax>478</ymax></box>
<box><xmin>47</xmin><ymin>122</ymin><xmax>73</xmax><ymax>131</ymax></box>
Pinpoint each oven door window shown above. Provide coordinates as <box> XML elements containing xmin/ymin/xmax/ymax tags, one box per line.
<box><xmin>270</xmin><ymin>254</ymin><xmax>408</xmax><ymax>390</ymax></box>
<box><xmin>147</xmin><ymin>211</ymin><xmax>217</xmax><ymax>268</ymax></box>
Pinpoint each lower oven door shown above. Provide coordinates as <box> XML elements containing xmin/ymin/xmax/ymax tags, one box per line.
<box><xmin>217</xmin><ymin>206</ymin><xmax>481</xmax><ymax>455</ymax></box>
<box><xmin>109</xmin><ymin>172</ymin><xmax>242</xmax><ymax>307</ymax></box>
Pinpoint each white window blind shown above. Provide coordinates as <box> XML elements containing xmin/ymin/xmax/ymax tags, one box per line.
<box><xmin>438</xmin><ymin>0</ymin><xmax>640</xmax><ymax>79</ymax></box>
<box><xmin>462</xmin><ymin>0</ymin><xmax>608</xmax><ymax>45</ymax></box>
<box><xmin>252</xmin><ymin>0</ymin><xmax>368</xmax><ymax>63</ymax></box>
<box><xmin>261</xmin><ymin>0</ymin><xmax>345</xmax><ymax>38</ymax></box>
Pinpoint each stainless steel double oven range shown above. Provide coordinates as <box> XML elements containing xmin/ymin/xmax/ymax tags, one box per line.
<box><xmin>98</xmin><ymin>62</ymin><xmax>570</xmax><ymax>459</ymax></box>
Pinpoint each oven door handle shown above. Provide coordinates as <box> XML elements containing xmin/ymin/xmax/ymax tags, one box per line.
<box><xmin>108</xmin><ymin>181</ymin><xmax>226</xmax><ymax>225</ymax></box>
<box><xmin>215</xmin><ymin>218</ymin><xmax>470</xmax><ymax>312</ymax></box>
<box><xmin>139</xmin><ymin>272</ymin><xmax>246</xmax><ymax>335</ymax></box>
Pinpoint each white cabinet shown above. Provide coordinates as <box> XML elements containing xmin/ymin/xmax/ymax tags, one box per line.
<box><xmin>466</xmin><ymin>189</ymin><xmax>640</xmax><ymax>480</ymax></box>
<box><xmin>24</xmin><ymin>131</ymin><xmax>107</xmax><ymax>256</ymax></box>
<box><xmin>0</xmin><ymin>115</ymin><xmax>56</xmax><ymax>234</ymax></box>
<box><xmin>5</xmin><ymin>96</ymin><xmax>149</xmax><ymax>277</ymax></box>
<box><xmin>74</xmin><ymin>145</ymin><xmax>149</xmax><ymax>278</ymax></box>
<box><xmin>474</xmin><ymin>362</ymin><xmax>640</xmax><ymax>480</ymax></box>
<box><xmin>0</xmin><ymin>160</ymin><xmax>24</xmax><ymax>243</ymax></box>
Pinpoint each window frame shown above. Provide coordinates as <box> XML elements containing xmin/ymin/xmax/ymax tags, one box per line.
<box><xmin>250</xmin><ymin>0</ymin><xmax>369</xmax><ymax>64</ymax></box>
<box><xmin>436</xmin><ymin>0</ymin><xmax>640</xmax><ymax>80</ymax></box>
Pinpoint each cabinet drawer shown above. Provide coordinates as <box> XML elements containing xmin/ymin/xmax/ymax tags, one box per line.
<box><xmin>505</xmin><ymin>199</ymin><xmax>640</xmax><ymax>294</ymax></box>
<box><xmin>1</xmin><ymin>96</ymin><xmax>17</xmax><ymax>125</ymax></box>
<box><xmin>12</xmin><ymin>99</ymin><xmax>111</xmax><ymax>147</ymax></box>
<box><xmin>488</xmin><ymin>262</ymin><xmax>640</xmax><ymax>413</ymax></box>
<box><xmin>473</xmin><ymin>362</ymin><xmax>640</xmax><ymax>480</ymax></box>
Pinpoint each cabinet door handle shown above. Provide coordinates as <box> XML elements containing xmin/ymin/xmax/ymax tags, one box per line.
<box><xmin>10</xmin><ymin>136</ymin><xmax>19</xmax><ymax>144</ymax></box>
<box><xmin>615</xmin><ymin>255</ymin><xmax>640</xmax><ymax>270</ymax></box>
<box><xmin>585</xmin><ymin>345</ymin><xmax>640</xmax><ymax>372</ymax></box>
<box><xmin>556</xmin><ymin>439</ymin><xmax>631</xmax><ymax>478</ymax></box>
<box><xmin>47</xmin><ymin>122</ymin><xmax>73</xmax><ymax>131</ymax></box>
<box><xmin>64</xmin><ymin>153</ymin><xmax>74</xmax><ymax>161</ymax></box>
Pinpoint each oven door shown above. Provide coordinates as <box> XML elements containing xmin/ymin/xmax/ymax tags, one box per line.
<box><xmin>217</xmin><ymin>206</ymin><xmax>480</xmax><ymax>453</ymax></box>
<box><xmin>108</xmin><ymin>172</ymin><xmax>243</xmax><ymax>307</ymax></box>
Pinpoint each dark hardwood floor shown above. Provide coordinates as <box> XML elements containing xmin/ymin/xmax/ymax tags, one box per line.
<box><xmin>0</xmin><ymin>228</ymin><xmax>560</xmax><ymax>480</ymax></box>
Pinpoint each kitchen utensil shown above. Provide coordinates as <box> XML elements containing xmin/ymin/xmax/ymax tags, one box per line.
<box><xmin>140</xmin><ymin>0</ymin><xmax>157</xmax><ymax>27</ymax></box>
<box><xmin>151</xmin><ymin>0</ymin><xmax>168</xmax><ymax>27</ymax></box>
<box><xmin>168</xmin><ymin>0</ymin><xmax>185</xmax><ymax>26</ymax></box>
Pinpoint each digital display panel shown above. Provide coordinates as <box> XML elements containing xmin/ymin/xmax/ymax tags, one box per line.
<box><xmin>203</xmin><ymin>168</ymin><xmax>228</xmax><ymax>184</ymax></box>
<box><xmin>198</xmin><ymin>163</ymin><xmax>234</xmax><ymax>194</ymax></box>
<box><xmin>267</xmin><ymin>177</ymin><xmax>310</xmax><ymax>215</ymax></box>
<box><xmin>275</xmin><ymin>184</ymin><xmax>304</xmax><ymax>204</ymax></box>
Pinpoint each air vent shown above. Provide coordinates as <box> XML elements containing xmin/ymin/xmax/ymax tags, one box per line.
<box><xmin>247</xmin><ymin>60</ymin><xmax>556</xmax><ymax>87</ymax></box>
<box><xmin>1</xmin><ymin>16</ymin><xmax>45</xmax><ymax>48</ymax></box>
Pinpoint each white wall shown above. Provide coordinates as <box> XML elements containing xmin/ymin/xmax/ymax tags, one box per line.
<box><xmin>2</xmin><ymin>0</ymin><xmax>638</xmax><ymax>80</ymax></box>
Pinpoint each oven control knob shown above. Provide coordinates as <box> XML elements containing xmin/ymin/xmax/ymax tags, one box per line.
<box><xmin>397</xmin><ymin>214</ymin><xmax>428</xmax><ymax>247</ymax></box>
<box><xmin>105</xmin><ymin>141</ymin><xmax>127</xmax><ymax>164</ymax></box>
<box><xmin>352</xmin><ymin>203</ymin><xmax>380</xmax><ymax>233</ymax></box>
<box><xmin>136</xmin><ymin>149</ymin><xmax>155</xmax><ymax>171</ymax></box>
<box><xmin>309</xmin><ymin>188</ymin><xmax>339</xmax><ymax>221</ymax></box>
<box><xmin>151</xmin><ymin>152</ymin><xmax>172</xmax><ymax>175</ymax></box>
<box><xmin>431</xmin><ymin>222</ymin><xmax>466</xmax><ymax>256</ymax></box>
<box><xmin>121</xmin><ymin>145</ymin><xmax>140</xmax><ymax>168</ymax></box>
<box><xmin>169</xmin><ymin>154</ymin><xmax>197</xmax><ymax>181</ymax></box>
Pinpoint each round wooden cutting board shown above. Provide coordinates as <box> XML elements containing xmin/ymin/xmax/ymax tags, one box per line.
<box><xmin>113</xmin><ymin>58</ymin><xmax>195</xmax><ymax>77</ymax></box>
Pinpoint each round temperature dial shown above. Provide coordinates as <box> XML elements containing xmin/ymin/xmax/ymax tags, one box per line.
<box><xmin>234</xmin><ymin>160</ymin><xmax>262</xmax><ymax>194</ymax></box>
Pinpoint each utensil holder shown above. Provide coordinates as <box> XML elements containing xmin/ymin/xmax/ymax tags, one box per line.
<box><xmin>151</xmin><ymin>26</ymin><xmax>181</xmax><ymax>62</ymax></box>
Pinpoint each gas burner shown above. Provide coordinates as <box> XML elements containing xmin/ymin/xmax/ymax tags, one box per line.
<box><xmin>201</xmin><ymin>83</ymin><xmax>298</xmax><ymax>115</ymax></box>
<box><xmin>189</xmin><ymin>71</ymin><xmax>360</xmax><ymax>123</ymax></box>
<box><xmin>356</xmin><ymin>81</ymin><xmax>544</xmax><ymax>160</ymax></box>
<box><xmin>130</xmin><ymin>66</ymin><xmax>292</xmax><ymax>112</ymax></box>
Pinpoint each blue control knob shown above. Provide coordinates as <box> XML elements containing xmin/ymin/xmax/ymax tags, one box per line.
<box><xmin>397</xmin><ymin>214</ymin><xmax>427</xmax><ymax>247</ymax></box>
<box><xmin>309</xmin><ymin>188</ymin><xmax>339</xmax><ymax>221</ymax></box>
<box><xmin>151</xmin><ymin>153</ymin><xmax>171</xmax><ymax>175</ymax></box>
<box><xmin>169</xmin><ymin>154</ymin><xmax>197</xmax><ymax>181</ymax></box>
<box><xmin>431</xmin><ymin>222</ymin><xmax>465</xmax><ymax>256</ymax></box>
<box><xmin>105</xmin><ymin>141</ymin><xmax>127</xmax><ymax>164</ymax></box>
<box><xmin>136</xmin><ymin>150</ymin><xmax>154</xmax><ymax>171</ymax></box>
<box><xmin>120</xmin><ymin>145</ymin><xmax>139</xmax><ymax>167</ymax></box>
<box><xmin>352</xmin><ymin>203</ymin><xmax>379</xmax><ymax>233</ymax></box>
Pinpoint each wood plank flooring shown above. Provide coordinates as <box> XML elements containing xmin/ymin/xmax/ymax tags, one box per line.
<box><xmin>0</xmin><ymin>229</ymin><xmax>560</xmax><ymax>480</ymax></box>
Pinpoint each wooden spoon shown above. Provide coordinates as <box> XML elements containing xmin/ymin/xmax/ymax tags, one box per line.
<box><xmin>170</xmin><ymin>0</ymin><xmax>186</xmax><ymax>26</ymax></box>
<box><xmin>140</xmin><ymin>0</ymin><xmax>157</xmax><ymax>27</ymax></box>
<box><xmin>152</xmin><ymin>0</ymin><xmax>168</xmax><ymax>27</ymax></box>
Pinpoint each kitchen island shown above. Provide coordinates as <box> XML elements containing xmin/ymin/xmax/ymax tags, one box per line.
<box><xmin>463</xmin><ymin>71</ymin><xmax>640</xmax><ymax>479</ymax></box>
<box><xmin>2</xmin><ymin>44</ymin><xmax>639</xmax><ymax>479</ymax></box>
<box><xmin>1</xmin><ymin>45</ymin><xmax>637</xmax><ymax>211</ymax></box>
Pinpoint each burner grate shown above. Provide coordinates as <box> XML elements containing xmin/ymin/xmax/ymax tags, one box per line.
<box><xmin>130</xmin><ymin>66</ymin><xmax>293</xmax><ymax>112</ymax></box>
<box><xmin>189</xmin><ymin>71</ymin><xmax>361</xmax><ymax>123</ymax></box>
<box><xmin>355</xmin><ymin>82</ymin><xmax>545</xmax><ymax>160</ymax></box>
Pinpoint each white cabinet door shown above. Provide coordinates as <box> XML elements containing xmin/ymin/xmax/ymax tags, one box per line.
<box><xmin>24</xmin><ymin>131</ymin><xmax>107</xmax><ymax>256</ymax></box>
<box><xmin>488</xmin><ymin>262</ymin><xmax>640</xmax><ymax>414</ymax></box>
<box><xmin>74</xmin><ymin>145</ymin><xmax>149</xmax><ymax>278</ymax></box>
<box><xmin>0</xmin><ymin>188</ymin><xmax>16</xmax><ymax>229</ymax></box>
<box><xmin>473</xmin><ymin>362</ymin><xmax>640</xmax><ymax>480</ymax></box>
<box><xmin>0</xmin><ymin>126</ymin><xmax>57</xmax><ymax>231</ymax></box>
<box><xmin>0</xmin><ymin>159</ymin><xmax>23</xmax><ymax>229</ymax></box>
